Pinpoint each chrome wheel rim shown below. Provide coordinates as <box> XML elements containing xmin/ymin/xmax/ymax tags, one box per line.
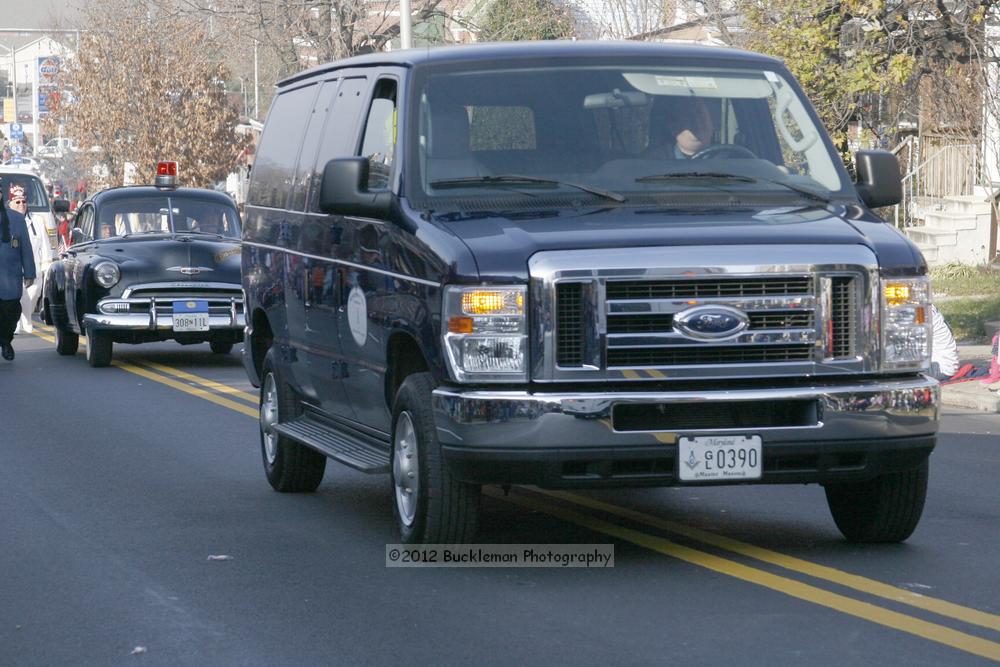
<box><xmin>260</xmin><ymin>374</ymin><xmax>279</xmax><ymax>465</ymax></box>
<box><xmin>393</xmin><ymin>411</ymin><xmax>419</xmax><ymax>527</ymax></box>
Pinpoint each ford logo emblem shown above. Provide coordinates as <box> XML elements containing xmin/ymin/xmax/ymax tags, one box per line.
<box><xmin>674</xmin><ymin>305</ymin><xmax>749</xmax><ymax>340</ymax></box>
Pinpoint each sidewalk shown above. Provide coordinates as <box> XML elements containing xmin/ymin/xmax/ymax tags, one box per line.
<box><xmin>941</xmin><ymin>344</ymin><xmax>999</xmax><ymax>413</ymax></box>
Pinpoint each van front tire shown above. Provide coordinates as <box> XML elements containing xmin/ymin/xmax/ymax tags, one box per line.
<box><xmin>391</xmin><ymin>372</ymin><xmax>480</xmax><ymax>544</ymax></box>
<box><xmin>824</xmin><ymin>460</ymin><xmax>928</xmax><ymax>543</ymax></box>
<box><xmin>259</xmin><ymin>349</ymin><xmax>326</xmax><ymax>492</ymax></box>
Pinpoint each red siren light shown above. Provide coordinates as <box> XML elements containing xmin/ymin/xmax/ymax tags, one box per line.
<box><xmin>155</xmin><ymin>161</ymin><xmax>179</xmax><ymax>187</ymax></box>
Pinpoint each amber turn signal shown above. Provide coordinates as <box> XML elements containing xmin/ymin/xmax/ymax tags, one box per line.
<box><xmin>883</xmin><ymin>283</ymin><xmax>911</xmax><ymax>306</ymax></box>
<box><xmin>448</xmin><ymin>316</ymin><xmax>474</xmax><ymax>334</ymax></box>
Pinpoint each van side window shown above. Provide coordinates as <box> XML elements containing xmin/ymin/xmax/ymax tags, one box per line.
<box><xmin>289</xmin><ymin>80</ymin><xmax>339</xmax><ymax>212</ymax></box>
<box><xmin>359</xmin><ymin>79</ymin><xmax>398</xmax><ymax>191</ymax></box>
<box><xmin>247</xmin><ymin>83</ymin><xmax>318</xmax><ymax>209</ymax></box>
<box><xmin>309</xmin><ymin>77</ymin><xmax>369</xmax><ymax>212</ymax></box>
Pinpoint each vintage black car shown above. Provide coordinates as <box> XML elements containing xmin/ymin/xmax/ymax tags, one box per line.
<box><xmin>44</xmin><ymin>166</ymin><xmax>244</xmax><ymax>367</ymax></box>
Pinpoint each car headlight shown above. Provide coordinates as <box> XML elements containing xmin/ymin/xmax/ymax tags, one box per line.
<box><xmin>93</xmin><ymin>261</ymin><xmax>121</xmax><ymax>288</ymax></box>
<box><xmin>443</xmin><ymin>285</ymin><xmax>527</xmax><ymax>382</ymax></box>
<box><xmin>880</xmin><ymin>276</ymin><xmax>930</xmax><ymax>371</ymax></box>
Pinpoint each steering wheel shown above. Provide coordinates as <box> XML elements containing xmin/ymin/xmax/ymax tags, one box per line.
<box><xmin>691</xmin><ymin>144</ymin><xmax>758</xmax><ymax>160</ymax></box>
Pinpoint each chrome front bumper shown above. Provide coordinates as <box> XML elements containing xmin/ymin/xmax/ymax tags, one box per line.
<box><xmin>86</xmin><ymin>293</ymin><xmax>245</xmax><ymax>331</ymax></box>
<box><xmin>84</xmin><ymin>312</ymin><xmax>246</xmax><ymax>331</ymax></box>
<box><xmin>433</xmin><ymin>376</ymin><xmax>939</xmax><ymax>446</ymax></box>
<box><xmin>432</xmin><ymin>376</ymin><xmax>939</xmax><ymax>486</ymax></box>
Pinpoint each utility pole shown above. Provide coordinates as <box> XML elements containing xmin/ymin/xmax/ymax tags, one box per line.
<box><xmin>400</xmin><ymin>0</ymin><xmax>412</xmax><ymax>49</ymax></box>
<box><xmin>253</xmin><ymin>39</ymin><xmax>259</xmax><ymax>118</ymax></box>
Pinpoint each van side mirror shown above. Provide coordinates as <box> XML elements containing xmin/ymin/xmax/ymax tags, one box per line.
<box><xmin>53</xmin><ymin>198</ymin><xmax>70</xmax><ymax>213</ymax></box>
<box><xmin>318</xmin><ymin>158</ymin><xmax>392</xmax><ymax>218</ymax></box>
<box><xmin>854</xmin><ymin>150</ymin><xmax>902</xmax><ymax>208</ymax></box>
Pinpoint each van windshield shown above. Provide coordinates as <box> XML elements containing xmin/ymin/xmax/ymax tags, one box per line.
<box><xmin>409</xmin><ymin>64</ymin><xmax>849</xmax><ymax>208</ymax></box>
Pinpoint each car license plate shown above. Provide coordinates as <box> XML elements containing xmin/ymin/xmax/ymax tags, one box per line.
<box><xmin>172</xmin><ymin>300</ymin><xmax>209</xmax><ymax>332</ymax></box>
<box><xmin>679</xmin><ymin>435</ymin><xmax>762</xmax><ymax>481</ymax></box>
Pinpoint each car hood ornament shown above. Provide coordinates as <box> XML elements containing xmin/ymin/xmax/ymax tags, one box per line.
<box><xmin>166</xmin><ymin>266</ymin><xmax>214</xmax><ymax>276</ymax></box>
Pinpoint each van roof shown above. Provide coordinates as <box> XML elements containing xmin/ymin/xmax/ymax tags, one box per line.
<box><xmin>278</xmin><ymin>40</ymin><xmax>784</xmax><ymax>88</ymax></box>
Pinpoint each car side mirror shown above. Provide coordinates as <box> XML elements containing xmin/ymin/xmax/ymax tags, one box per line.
<box><xmin>854</xmin><ymin>150</ymin><xmax>902</xmax><ymax>208</ymax></box>
<box><xmin>53</xmin><ymin>198</ymin><xmax>70</xmax><ymax>213</ymax></box>
<box><xmin>70</xmin><ymin>227</ymin><xmax>87</xmax><ymax>245</ymax></box>
<box><xmin>318</xmin><ymin>158</ymin><xmax>392</xmax><ymax>218</ymax></box>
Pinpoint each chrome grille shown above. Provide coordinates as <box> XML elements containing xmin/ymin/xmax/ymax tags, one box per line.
<box><xmin>830</xmin><ymin>277</ymin><xmax>856</xmax><ymax>358</ymax></box>
<box><xmin>530</xmin><ymin>245</ymin><xmax>877</xmax><ymax>382</ymax></box>
<box><xmin>127</xmin><ymin>288</ymin><xmax>243</xmax><ymax>300</ymax></box>
<box><xmin>118</xmin><ymin>284</ymin><xmax>244</xmax><ymax>316</ymax></box>
<box><xmin>556</xmin><ymin>283</ymin><xmax>584</xmax><ymax>366</ymax></box>
<box><xmin>608</xmin><ymin>345</ymin><xmax>814</xmax><ymax>367</ymax></box>
<box><xmin>606</xmin><ymin>277</ymin><xmax>812</xmax><ymax>300</ymax></box>
<box><xmin>128</xmin><ymin>302</ymin><xmax>244</xmax><ymax>316</ymax></box>
<box><xmin>606</xmin><ymin>311</ymin><xmax>815</xmax><ymax>334</ymax></box>
<box><xmin>601</xmin><ymin>275</ymin><xmax>817</xmax><ymax>369</ymax></box>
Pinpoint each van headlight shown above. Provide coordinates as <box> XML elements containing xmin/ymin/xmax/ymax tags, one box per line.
<box><xmin>443</xmin><ymin>285</ymin><xmax>527</xmax><ymax>382</ymax></box>
<box><xmin>93</xmin><ymin>261</ymin><xmax>121</xmax><ymax>288</ymax></box>
<box><xmin>880</xmin><ymin>277</ymin><xmax>930</xmax><ymax>371</ymax></box>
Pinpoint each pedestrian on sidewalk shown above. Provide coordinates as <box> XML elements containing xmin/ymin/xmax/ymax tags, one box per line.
<box><xmin>930</xmin><ymin>304</ymin><xmax>959</xmax><ymax>381</ymax></box>
<box><xmin>0</xmin><ymin>187</ymin><xmax>36</xmax><ymax>361</ymax></box>
<box><xmin>9</xmin><ymin>183</ymin><xmax>51</xmax><ymax>335</ymax></box>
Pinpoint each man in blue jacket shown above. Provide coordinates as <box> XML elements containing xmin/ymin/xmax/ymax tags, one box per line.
<box><xmin>0</xmin><ymin>190</ymin><xmax>36</xmax><ymax>361</ymax></box>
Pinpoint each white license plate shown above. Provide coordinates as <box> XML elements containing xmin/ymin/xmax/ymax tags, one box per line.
<box><xmin>172</xmin><ymin>313</ymin><xmax>210</xmax><ymax>332</ymax></box>
<box><xmin>679</xmin><ymin>435</ymin><xmax>762</xmax><ymax>481</ymax></box>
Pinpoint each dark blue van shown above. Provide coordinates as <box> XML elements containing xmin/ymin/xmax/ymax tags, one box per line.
<box><xmin>242</xmin><ymin>41</ymin><xmax>938</xmax><ymax>544</ymax></box>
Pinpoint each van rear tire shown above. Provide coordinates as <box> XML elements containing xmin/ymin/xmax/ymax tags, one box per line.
<box><xmin>259</xmin><ymin>349</ymin><xmax>326</xmax><ymax>492</ymax></box>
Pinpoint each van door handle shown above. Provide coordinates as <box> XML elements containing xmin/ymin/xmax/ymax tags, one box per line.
<box><xmin>303</xmin><ymin>268</ymin><xmax>312</xmax><ymax>309</ymax></box>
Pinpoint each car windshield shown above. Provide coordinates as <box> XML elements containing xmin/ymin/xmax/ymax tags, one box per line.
<box><xmin>0</xmin><ymin>174</ymin><xmax>49</xmax><ymax>210</ymax></box>
<box><xmin>409</xmin><ymin>63</ymin><xmax>849</xmax><ymax>208</ymax></box>
<box><xmin>96</xmin><ymin>196</ymin><xmax>241</xmax><ymax>239</ymax></box>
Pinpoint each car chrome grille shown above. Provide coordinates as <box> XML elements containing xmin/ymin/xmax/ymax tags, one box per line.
<box><xmin>118</xmin><ymin>285</ymin><xmax>244</xmax><ymax>315</ymax></box>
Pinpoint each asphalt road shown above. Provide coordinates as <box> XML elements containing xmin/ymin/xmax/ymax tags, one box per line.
<box><xmin>2</xmin><ymin>322</ymin><xmax>999</xmax><ymax>666</ymax></box>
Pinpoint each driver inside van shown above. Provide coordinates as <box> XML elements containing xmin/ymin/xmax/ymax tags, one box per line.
<box><xmin>645</xmin><ymin>96</ymin><xmax>716</xmax><ymax>160</ymax></box>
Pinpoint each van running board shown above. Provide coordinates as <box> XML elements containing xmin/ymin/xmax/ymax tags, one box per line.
<box><xmin>273</xmin><ymin>416</ymin><xmax>390</xmax><ymax>474</ymax></box>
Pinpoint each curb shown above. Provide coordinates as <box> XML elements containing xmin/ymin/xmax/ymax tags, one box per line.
<box><xmin>941</xmin><ymin>382</ymin><xmax>1000</xmax><ymax>413</ymax></box>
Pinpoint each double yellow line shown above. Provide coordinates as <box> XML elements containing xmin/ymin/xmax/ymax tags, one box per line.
<box><xmin>30</xmin><ymin>322</ymin><xmax>258</xmax><ymax>417</ymax></box>
<box><xmin>29</xmin><ymin>321</ymin><xmax>1000</xmax><ymax>661</ymax></box>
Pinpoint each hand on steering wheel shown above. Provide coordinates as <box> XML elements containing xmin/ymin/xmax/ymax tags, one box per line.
<box><xmin>691</xmin><ymin>144</ymin><xmax>758</xmax><ymax>160</ymax></box>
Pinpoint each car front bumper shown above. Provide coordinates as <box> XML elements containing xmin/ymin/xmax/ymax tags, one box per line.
<box><xmin>86</xmin><ymin>294</ymin><xmax>245</xmax><ymax>332</ymax></box>
<box><xmin>432</xmin><ymin>376</ymin><xmax>939</xmax><ymax>488</ymax></box>
<box><xmin>84</xmin><ymin>312</ymin><xmax>246</xmax><ymax>331</ymax></box>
